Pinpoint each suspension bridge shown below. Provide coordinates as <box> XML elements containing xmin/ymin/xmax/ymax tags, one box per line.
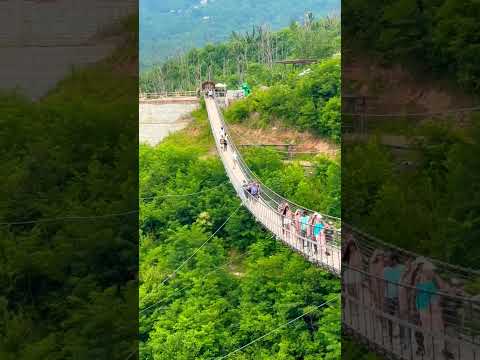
<box><xmin>141</xmin><ymin>90</ymin><xmax>480</xmax><ymax>360</ymax></box>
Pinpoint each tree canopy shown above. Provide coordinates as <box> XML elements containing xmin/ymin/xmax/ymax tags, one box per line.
<box><xmin>139</xmin><ymin>104</ymin><xmax>341</xmax><ymax>359</ymax></box>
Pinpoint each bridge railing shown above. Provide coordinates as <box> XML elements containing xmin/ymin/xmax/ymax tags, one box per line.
<box><xmin>343</xmin><ymin>264</ymin><xmax>480</xmax><ymax>360</ymax></box>
<box><xmin>206</xmin><ymin>97</ymin><xmax>341</xmax><ymax>274</ymax></box>
<box><xmin>140</xmin><ymin>91</ymin><xmax>198</xmax><ymax>99</ymax></box>
<box><xmin>343</xmin><ymin>223</ymin><xmax>480</xmax><ymax>359</ymax></box>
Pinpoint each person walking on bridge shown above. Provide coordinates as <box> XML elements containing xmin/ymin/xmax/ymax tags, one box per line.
<box><xmin>398</xmin><ymin>257</ymin><xmax>416</xmax><ymax>352</ymax></box>
<box><xmin>278</xmin><ymin>203</ymin><xmax>290</xmax><ymax>237</ymax></box>
<box><xmin>223</xmin><ymin>135</ymin><xmax>228</xmax><ymax>152</ymax></box>
<box><xmin>220</xmin><ymin>135</ymin><xmax>228</xmax><ymax>152</ymax></box>
<box><xmin>313</xmin><ymin>214</ymin><xmax>330</xmax><ymax>257</ymax></box>
<box><xmin>247</xmin><ymin>181</ymin><xmax>259</xmax><ymax>200</ymax></box>
<box><xmin>342</xmin><ymin>234</ymin><xmax>364</xmax><ymax>322</ymax></box>
<box><xmin>293</xmin><ymin>209</ymin><xmax>302</xmax><ymax>249</ymax></box>
<box><xmin>368</xmin><ymin>249</ymin><xmax>387</xmax><ymax>342</ymax></box>
<box><xmin>413</xmin><ymin>258</ymin><xmax>451</xmax><ymax>358</ymax></box>
<box><xmin>383</xmin><ymin>252</ymin><xmax>406</xmax><ymax>346</ymax></box>
<box><xmin>232</xmin><ymin>150</ymin><xmax>238</xmax><ymax>169</ymax></box>
<box><xmin>300</xmin><ymin>211</ymin><xmax>310</xmax><ymax>251</ymax></box>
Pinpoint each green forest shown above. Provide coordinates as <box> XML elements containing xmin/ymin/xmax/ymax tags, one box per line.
<box><xmin>224</xmin><ymin>56</ymin><xmax>340</xmax><ymax>142</ymax></box>
<box><xmin>343</xmin><ymin>0</ymin><xmax>480</xmax><ymax>92</ymax></box>
<box><xmin>140</xmin><ymin>0</ymin><xmax>339</xmax><ymax>68</ymax></box>
<box><xmin>341</xmin><ymin>0</ymin><xmax>480</xmax><ymax>278</ymax></box>
<box><xmin>140</xmin><ymin>16</ymin><xmax>340</xmax><ymax>92</ymax></box>
<box><xmin>0</xmin><ymin>16</ymin><xmax>138</xmax><ymax>359</ymax></box>
<box><xmin>344</xmin><ymin>121</ymin><xmax>480</xmax><ymax>273</ymax></box>
<box><xmin>139</xmin><ymin>103</ymin><xmax>341</xmax><ymax>359</ymax></box>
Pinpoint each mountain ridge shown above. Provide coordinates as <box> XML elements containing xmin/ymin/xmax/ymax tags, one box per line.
<box><xmin>140</xmin><ymin>0</ymin><xmax>339</xmax><ymax>69</ymax></box>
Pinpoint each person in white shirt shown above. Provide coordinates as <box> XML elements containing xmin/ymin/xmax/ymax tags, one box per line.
<box><xmin>232</xmin><ymin>151</ymin><xmax>238</xmax><ymax>168</ymax></box>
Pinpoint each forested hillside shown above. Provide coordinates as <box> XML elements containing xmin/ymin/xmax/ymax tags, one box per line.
<box><xmin>224</xmin><ymin>56</ymin><xmax>340</xmax><ymax>142</ymax></box>
<box><xmin>0</xmin><ymin>16</ymin><xmax>138</xmax><ymax>358</ymax></box>
<box><xmin>342</xmin><ymin>0</ymin><xmax>480</xmax><ymax>273</ymax></box>
<box><xmin>140</xmin><ymin>0</ymin><xmax>339</xmax><ymax>68</ymax></box>
<box><xmin>140</xmin><ymin>16</ymin><xmax>340</xmax><ymax>91</ymax></box>
<box><xmin>344</xmin><ymin>121</ymin><xmax>480</xmax><ymax>273</ymax></box>
<box><xmin>343</xmin><ymin>0</ymin><xmax>480</xmax><ymax>92</ymax></box>
<box><xmin>139</xmin><ymin>105</ymin><xmax>341</xmax><ymax>359</ymax></box>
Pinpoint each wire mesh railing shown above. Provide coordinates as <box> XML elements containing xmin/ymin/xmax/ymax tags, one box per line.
<box><xmin>343</xmin><ymin>223</ymin><xmax>480</xmax><ymax>360</ymax></box>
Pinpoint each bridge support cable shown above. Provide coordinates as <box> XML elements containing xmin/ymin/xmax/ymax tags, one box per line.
<box><xmin>214</xmin><ymin>295</ymin><xmax>340</xmax><ymax>360</ymax></box>
<box><xmin>140</xmin><ymin>234</ymin><xmax>276</xmax><ymax>315</ymax></box>
<box><xmin>158</xmin><ymin>204</ymin><xmax>242</xmax><ymax>286</ymax></box>
<box><xmin>204</xmin><ymin>96</ymin><xmax>341</xmax><ymax>275</ymax></box>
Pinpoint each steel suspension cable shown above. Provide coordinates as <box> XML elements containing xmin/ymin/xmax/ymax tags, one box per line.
<box><xmin>140</xmin><ymin>182</ymin><xmax>229</xmax><ymax>200</ymax></box>
<box><xmin>140</xmin><ymin>234</ymin><xmax>275</xmax><ymax>315</ymax></box>
<box><xmin>214</xmin><ymin>295</ymin><xmax>340</xmax><ymax>360</ymax></box>
<box><xmin>0</xmin><ymin>210</ymin><xmax>138</xmax><ymax>226</ymax></box>
<box><xmin>159</xmin><ymin>204</ymin><xmax>243</xmax><ymax>286</ymax></box>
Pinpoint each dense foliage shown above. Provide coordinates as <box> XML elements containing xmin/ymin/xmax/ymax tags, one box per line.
<box><xmin>0</xmin><ymin>18</ymin><xmax>138</xmax><ymax>359</ymax></box>
<box><xmin>139</xmin><ymin>108</ymin><xmax>341</xmax><ymax>359</ymax></box>
<box><xmin>140</xmin><ymin>16</ymin><xmax>340</xmax><ymax>91</ymax></box>
<box><xmin>343</xmin><ymin>0</ymin><xmax>480</xmax><ymax>91</ymax></box>
<box><xmin>343</xmin><ymin>120</ymin><xmax>480</xmax><ymax>270</ymax></box>
<box><xmin>224</xmin><ymin>57</ymin><xmax>341</xmax><ymax>142</ymax></box>
<box><xmin>140</xmin><ymin>0</ymin><xmax>339</xmax><ymax>68</ymax></box>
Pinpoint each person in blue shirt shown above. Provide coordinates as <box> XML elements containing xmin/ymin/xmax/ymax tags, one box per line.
<box><xmin>249</xmin><ymin>182</ymin><xmax>259</xmax><ymax>199</ymax></box>
<box><xmin>383</xmin><ymin>252</ymin><xmax>406</xmax><ymax>343</ymax></box>
<box><xmin>413</xmin><ymin>259</ymin><xmax>451</xmax><ymax>358</ymax></box>
<box><xmin>300</xmin><ymin>211</ymin><xmax>310</xmax><ymax>250</ymax></box>
<box><xmin>312</xmin><ymin>214</ymin><xmax>330</xmax><ymax>256</ymax></box>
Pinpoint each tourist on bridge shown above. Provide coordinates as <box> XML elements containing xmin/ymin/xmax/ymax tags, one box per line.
<box><xmin>232</xmin><ymin>150</ymin><xmax>238</xmax><ymax>169</ymax></box>
<box><xmin>312</xmin><ymin>213</ymin><xmax>330</xmax><ymax>257</ymax></box>
<box><xmin>368</xmin><ymin>250</ymin><xmax>385</xmax><ymax>312</ymax></box>
<box><xmin>252</xmin><ymin>182</ymin><xmax>260</xmax><ymax>199</ymax></box>
<box><xmin>342</xmin><ymin>234</ymin><xmax>363</xmax><ymax>300</ymax></box>
<box><xmin>293</xmin><ymin>209</ymin><xmax>302</xmax><ymax>249</ymax></box>
<box><xmin>207</xmin><ymin>89</ymin><xmax>214</xmax><ymax>98</ymax></box>
<box><xmin>412</xmin><ymin>258</ymin><xmax>451</xmax><ymax>358</ymax></box>
<box><xmin>278</xmin><ymin>203</ymin><xmax>292</xmax><ymax>238</ymax></box>
<box><xmin>245</xmin><ymin>181</ymin><xmax>260</xmax><ymax>200</ymax></box>
<box><xmin>383</xmin><ymin>252</ymin><xmax>406</xmax><ymax>345</ymax></box>
<box><xmin>367</xmin><ymin>249</ymin><xmax>389</xmax><ymax>343</ymax></box>
<box><xmin>220</xmin><ymin>135</ymin><xmax>228</xmax><ymax>152</ymax></box>
<box><xmin>300</xmin><ymin>211</ymin><xmax>310</xmax><ymax>250</ymax></box>
<box><xmin>398</xmin><ymin>257</ymin><xmax>417</xmax><ymax>351</ymax></box>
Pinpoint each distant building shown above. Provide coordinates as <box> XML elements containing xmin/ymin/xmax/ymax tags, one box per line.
<box><xmin>201</xmin><ymin>80</ymin><xmax>216</xmax><ymax>93</ymax></box>
<box><xmin>215</xmin><ymin>83</ymin><xmax>227</xmax><ymax>97</ymax></box>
